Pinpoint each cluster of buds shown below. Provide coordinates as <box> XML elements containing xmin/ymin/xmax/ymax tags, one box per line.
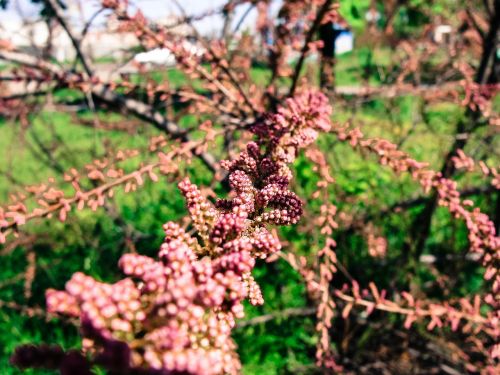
<box><xmin>43</xmin><ymin>222</ymin><xmax>244</xmax><ymax>374</ymax></box>
<box><xmin>363</xmin><ymin>223</ymin><xmax>388</xmax><ymax>258</ymax></box>
<box><xmin>452</xmin><ymin>149</ymin><xmax>500</xmax><ymax>189</ymax></box>
<box><xmin>12</xmin><ymin>90</ymin><xmax>332</xmax><ymax>374</ymax></box>
<box><xmin>218</xmin><ymin>142</ymin><xmax>303</xmax><ymax>227</ymax></box>
<box><xmin>252</xmin><ymin>89</ymin><xmax>332</xmax><ymax>175</ymax></box>
<box><xmin>101</xmin><ymin>0</ymin><xmax>123</xmax><ymax>10</ymax></box>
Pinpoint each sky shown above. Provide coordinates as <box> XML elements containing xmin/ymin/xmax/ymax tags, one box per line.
<box><xmin>0</xmin><ymin>0</ymin><xmax>281</xmax><ymax>35</ymax></box>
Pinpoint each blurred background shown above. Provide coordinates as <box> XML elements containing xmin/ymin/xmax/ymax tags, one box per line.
<box><xmin>0</xmin><ymin>0</ymin><xmax>499</xmax><ymax>374</ymax></box>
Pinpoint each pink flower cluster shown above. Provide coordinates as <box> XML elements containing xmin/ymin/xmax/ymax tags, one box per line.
<box><xmin>45</xmin><ymin>223</ymin><xmax>241</xmax><ymax>373</ymax></box>
<box><xmin>363</xmin><ymin>223</ymin><xmax>388</xmax><ymax>258</ymax></box>
<box><xmin>253</xmin><ymin>89</ymin><xmax>332</xmax><ymax>169</ymax></box>
<box><xmin>452</xmin><ymin>149</ymin><xmax>500</xmax><ymax>189</ymax></box>
<box><xmin>12</xmin><ymin>90</ymin><xmax>333</xmax><ymax>374</ymax></box>
<box><xmin>219</xmin><ymin>142</ymin><xmax>303</xmax><ymax>227</ymax></box>
<box><xmin>40</xmin><ymin>155</ymin><xmax>298</xmax><ymax>374</ymax></box>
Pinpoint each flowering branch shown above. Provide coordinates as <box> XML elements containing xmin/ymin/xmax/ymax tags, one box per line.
<box><xmin>0</xmin><ymin>135</ymin><xmax>214</xmax><ymax>244</ymax></box>
<box><xmin>11</xmin><ymin>90</ymin><xmax>332</xmax><ymax>375</ymax></box>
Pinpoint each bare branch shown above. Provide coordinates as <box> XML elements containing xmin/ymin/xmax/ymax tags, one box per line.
<box><xmin>0</xmin><ymin>50</ymin><xmax>220</xmax><ymax>173</ymax></box>
<box><xmin>236</xmin><ymin>307</ymin><xmax>316</xmax><ymax>328</ymax></box>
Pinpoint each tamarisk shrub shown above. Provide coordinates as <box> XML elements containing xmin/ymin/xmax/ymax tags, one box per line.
<box><xmin>11</xmin><ymin>90</ymin><xmax>332</xmax><ymax>375</ymax></box>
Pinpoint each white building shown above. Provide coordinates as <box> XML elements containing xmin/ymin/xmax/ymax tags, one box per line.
<box><xmin>0</xmin><ymin>18</ymin><xmax>141</xmax><ymax>62</ymax></box>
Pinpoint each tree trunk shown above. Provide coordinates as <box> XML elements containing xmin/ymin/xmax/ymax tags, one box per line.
<box><xmin>319</xmin><ymin>22</ymin><xmax>337</xmax><ymax>92</ymax></box>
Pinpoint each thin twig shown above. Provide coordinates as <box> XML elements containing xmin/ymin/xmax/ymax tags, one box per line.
<box><xmin>236</xmin><ymin>307</ymin><xmax>316</xmax><ymax>328</ymax></box>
